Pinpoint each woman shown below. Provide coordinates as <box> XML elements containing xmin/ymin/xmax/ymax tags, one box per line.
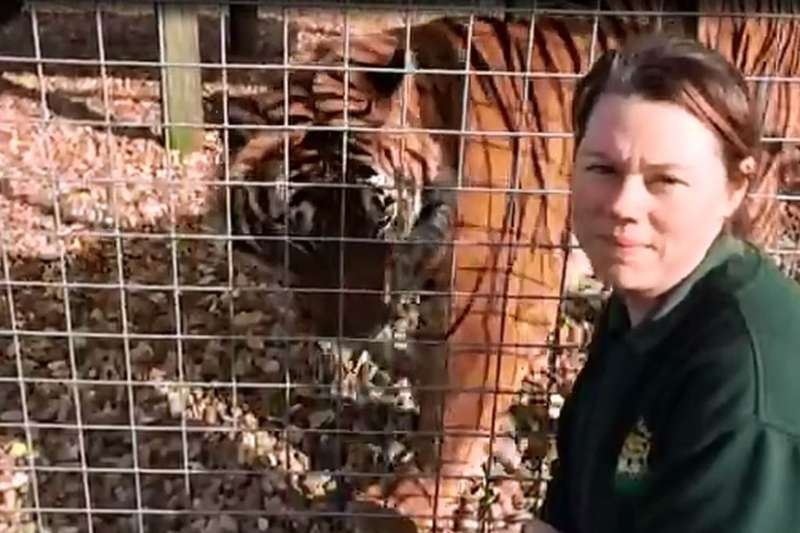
<box><xmin>540</xmin><ymin>34</ymin><xmax>800</xmax><ymax>533</ymax></box>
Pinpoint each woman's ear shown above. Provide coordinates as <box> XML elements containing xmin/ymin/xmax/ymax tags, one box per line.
<box><xmin>724</xmin><ymin>155</ymin><xmax>756</xmax><ymax>217</ymax></box>
<box><xmin>738</xmin><ymin>155</ymin><xmax>756</xmax><ymax>176</ymax></box>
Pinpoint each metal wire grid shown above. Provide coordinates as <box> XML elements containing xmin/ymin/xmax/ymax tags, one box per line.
<box><xmin>0</xmin><ymin>1</ymin><xmax>798</xmax><ymax>532</ymax></box>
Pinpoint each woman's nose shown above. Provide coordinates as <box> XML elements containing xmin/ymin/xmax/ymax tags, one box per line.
<box><xmin>608</xmin><ymin>174</ymin><xmax>649</xmax><ymax>222</ymax></box>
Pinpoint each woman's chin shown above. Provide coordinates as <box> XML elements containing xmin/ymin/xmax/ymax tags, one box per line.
<box><xmin>599</xmin><ymin>264</ymin><xmax>656</xmax><ymax>294</ymax></box>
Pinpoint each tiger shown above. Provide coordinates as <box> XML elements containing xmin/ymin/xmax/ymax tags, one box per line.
<box><xmin>775</xmin><ymin>145</ymin><xmax>800</xmax><ymax>280</ymax></box>
<box><xmin>215</xmin><ymin>2</ymin><xmax>800</xmax><ymax>531</ymax></box>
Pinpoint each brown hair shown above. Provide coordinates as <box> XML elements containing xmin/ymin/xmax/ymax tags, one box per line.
<box><xmin>572</xmin><ymin>33</ymin><xmax>778</xmax><ymax>246</ymax></box>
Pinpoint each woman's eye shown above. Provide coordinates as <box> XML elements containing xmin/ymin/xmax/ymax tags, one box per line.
<box><xmin>652</xmin><ymin>174</ymin><xmax>681</xmax><ymax>186</ymax></box>
<box><xmin>585</xmin><ymin>164</ymin><xmax>616</xmax><ymax>175</ymax></box>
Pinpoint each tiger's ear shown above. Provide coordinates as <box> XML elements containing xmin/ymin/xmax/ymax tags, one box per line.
<box><xmin>345</xmin><ymin>33</ymin><xmax>411</xmax><ymax>101</ymax></box>
<box><xmin>358</xmin><ymin>44</ymin><xmax>410</xmax><ymax>100</ymax></box>
<box><xmin>307</xmin><ymin>36</ymin><xmax>411</xmax><ymax>126</ymax></box>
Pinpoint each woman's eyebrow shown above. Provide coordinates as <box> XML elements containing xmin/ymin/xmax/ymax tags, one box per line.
<box><xmin>640</xmin><ymin>160</ymin><xmax>690</xmax><ymax>172</ymax></box>
<box><xmin>580</xmin><ymin>149</ymin><xmax>614</xmax><ymax>161</ymax></box>
<box><xmin>581</xmin><ymin>149</ymin><xmax>688</xmax><ymax>171</ymax></box>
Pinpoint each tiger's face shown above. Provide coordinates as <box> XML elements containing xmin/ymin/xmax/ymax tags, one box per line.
<box><xmin>230</xmin><ymin>130</ymin><xmax>400</xmax><ymax>274</ymax></box>
<box><xmin>217</xmin><ymin>28</ymin><xmax>449</xmax><ymax>339</ymax></box>
<box><xmin>224</xmin><ymin>127</ymin><xmax>414</xmax><ymax>338</ymax></box>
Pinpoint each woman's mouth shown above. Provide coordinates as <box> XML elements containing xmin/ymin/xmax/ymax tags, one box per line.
<box><xmin>601</xmin><ymin>234</ymin><xmax>648</xmax><ymax>248</ymax></box>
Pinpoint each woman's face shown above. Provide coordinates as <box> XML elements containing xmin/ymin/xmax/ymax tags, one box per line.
<box><xmin>572</xmin><ymin>93</ymin><xmax>746</xmax><ymax>302</ymax></box>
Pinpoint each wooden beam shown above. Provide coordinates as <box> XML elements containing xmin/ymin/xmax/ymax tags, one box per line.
<box><xmin>160</xmin><ymin>3</ymin><xmax>204</xmax><ymax>157</ymax></box>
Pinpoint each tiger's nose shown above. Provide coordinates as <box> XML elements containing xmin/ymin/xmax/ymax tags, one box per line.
<box><xmin>289</xmin><ymin>201</ymin><xmax>315</xmax><ymax>235</ymax></box>
<box><xmin>360</xmin><ymin>187</ymin><xmax>396</xmax><ymax>229</ymax></box>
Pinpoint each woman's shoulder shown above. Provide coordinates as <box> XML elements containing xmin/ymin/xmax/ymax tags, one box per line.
<box><xmin>710</xmin><ymin>241</ymin><xmax>800</xmax><ymax>336</ymax></box>
<box><xmin>694</xmin><ymin>243</ymin><xmax>800</xmax><ymax>435</ymax></box>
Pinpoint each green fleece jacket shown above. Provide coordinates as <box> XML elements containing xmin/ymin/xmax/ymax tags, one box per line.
<box><xmin>542</xmin><ymin>233</ymin><xmax>800</xmax><ymax>533</ymax></box>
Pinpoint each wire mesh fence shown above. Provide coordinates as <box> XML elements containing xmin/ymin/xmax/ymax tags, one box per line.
<box><xmin>0</xmin><ymin>1</ymin><xmax>798</xmax><ymax>532</ymax></box>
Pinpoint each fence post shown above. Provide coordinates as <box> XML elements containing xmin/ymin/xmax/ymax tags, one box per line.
<box><xmin>228</xmin><ymin>4</ymin><xmax>259</xmax><ymax>58</ymax></box>
<box><xmin>160</xmin><ymin>2</ymin><xmax>204</xmax><ymax>157</ymax></box>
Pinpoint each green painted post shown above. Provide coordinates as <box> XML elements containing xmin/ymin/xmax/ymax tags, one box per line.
<box><xmin>161</xmin><ymin>3</ymin><xmax>204</xmax><ymax>157</ymax></box>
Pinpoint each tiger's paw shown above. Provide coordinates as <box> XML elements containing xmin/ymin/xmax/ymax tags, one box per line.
<box><xmin>347</xmin><ymin>471</ymin><xmax>461</xmax><ymax>533</ymax></box>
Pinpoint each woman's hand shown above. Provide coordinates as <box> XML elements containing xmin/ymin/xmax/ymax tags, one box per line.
<box><xmin>524</xmin><ymin>518</ymin><xmax>562</xmax><ymax>533</ymax></box>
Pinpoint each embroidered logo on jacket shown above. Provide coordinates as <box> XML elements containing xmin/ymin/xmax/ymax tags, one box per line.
<box><xmin>616</xmin><ymin>417</ymin><xmax>653</xmax><ymax>477</ymax></box>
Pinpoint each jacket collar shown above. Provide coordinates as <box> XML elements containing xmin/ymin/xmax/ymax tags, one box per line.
<box><xmin>604</xmin><ymin>232</ymin><xmax>747</xmax><ymax>355</ymax></box>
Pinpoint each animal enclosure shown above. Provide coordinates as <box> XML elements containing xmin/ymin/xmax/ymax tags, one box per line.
<box><xmin>0</xmin><ymin>2</ymin><xmax>798</xmax><ymax>533</ymax></box>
